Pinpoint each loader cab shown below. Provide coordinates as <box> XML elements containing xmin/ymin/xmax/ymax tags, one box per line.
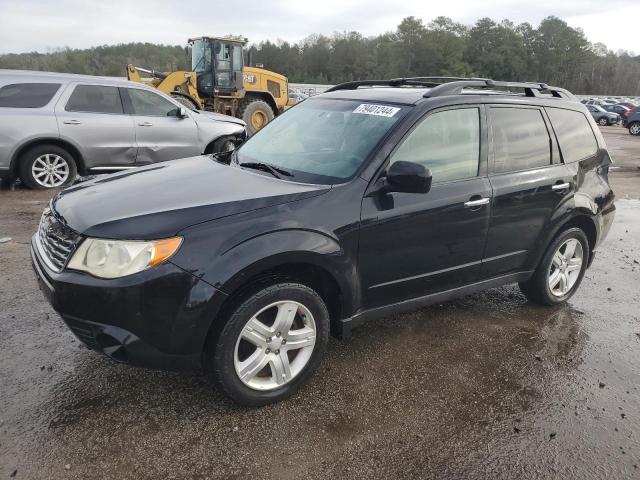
<box><xmin>190</xmin><ymin>36</ymin><xmax>244</xmax><ymax>97</ymax></box>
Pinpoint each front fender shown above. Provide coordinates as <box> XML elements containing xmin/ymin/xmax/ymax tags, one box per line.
<box><xmin>212</xmin><ymin>229</ymin><xmax>359</xmax><ymax>313</ymax></box>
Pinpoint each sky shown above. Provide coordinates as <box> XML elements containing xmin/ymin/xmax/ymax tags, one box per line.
<box><xmin>0</xmin><ymin>0</ymin><xmax>638</xmax><ymax>55</ymax></box>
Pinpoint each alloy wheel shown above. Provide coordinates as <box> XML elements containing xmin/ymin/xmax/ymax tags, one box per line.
<box><xmin>548</xmin><ymin>238</ymin><xmax>583</xmax><ymax>297</ymax></box>
<box><xmin>32</xmin><ymin>154</ymin><xmax>70</xmax><ymax>188</ymax></box>
<box><xmin>234</xmin><ymin>300</ymin><xmax>316</xmax><ymax>391</ymax></box>
<box><xmin>630</xmin><ymin>123</ymin><xmax>640</xmax><ymax>135</ymax></box>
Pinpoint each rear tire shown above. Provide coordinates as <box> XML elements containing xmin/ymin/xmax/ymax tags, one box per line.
<box><xmin>598</xmin><ymin>117</ymin><xmax>608</xmax><ymax>126</ymax></box>
<box><xmin>629</xmin><ymin>122</ymin><xmax>640</xmax><ymax>136</ymax></box>
<box><xmin>19</xmin><ymin>144</ymin><xmax>77</xmax><ymax>190</ymax></box>
<box><xmin>205</xmin><ymin>282</ymin><xmax>329</xmax><ymax>406</ymax></box>
<box><xmin>237</xmin><ymin>98</ymin><xmax>275</xmax><ymax>136</ymax></box>
<box><xmin>519</xmin><ymin>227</ymin><xmax>589</xmax><ymax>306</ymax></box>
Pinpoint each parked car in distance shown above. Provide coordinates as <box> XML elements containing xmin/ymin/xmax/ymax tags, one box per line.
<box><xmin>0</xmin><ymin>70</ymin><xmax>246</xmax><ymax>189</ymax></box>
<box><xmin>586</xmin><ymin>104</ymin><xmax>620</xmax><ymax>126</ymax></box>
<box><xmin>603</xmin><ymin>104</ymin><xmax>631</xmax><ymax>126</ymax></box>
<box><xmin>617</xmin><ymin>102</ymin><xmax>638</xmax><ymax>110</ymax></box>
<box><xmin>31</xmin><ymin>77</ymin><xmax>615</xmax><ymax>406</ymax></box>
<box><xmin>626</xmin><ymin>107</ymin><xmax>640</xmax><ymax>135</ymax></box>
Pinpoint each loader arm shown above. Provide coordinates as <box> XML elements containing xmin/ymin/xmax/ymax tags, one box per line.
<box><xmin>125</xmin><ymin>64</ymin><xmax>203</xmax><ymax>109</ymax></box>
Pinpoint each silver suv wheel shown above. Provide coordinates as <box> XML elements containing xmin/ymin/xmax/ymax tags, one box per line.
<box><xmin>32</xmin><ymin>154</ymin><xmax>70</xmax><ymax>188</ymax></box>
<box><xmin>233</xmin><ymin>300</ymin><xmax>316</xmax><ymax>391</ymax></box>
<box><xmin>630</xmin><ymin>123</ymin><xmax>640</xmax><ymax>135</ymax></box>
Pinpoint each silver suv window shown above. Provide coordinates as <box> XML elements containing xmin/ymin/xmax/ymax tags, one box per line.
<box><xmin>0</xmin><ymin>83</ymin><xmax>61</xmax><ymax>108</ymax></box>
<box><xmin>65</xmin><ymin>85</ymin><xmax>124</xmax><ymax>114</ymax></box>
<box><xmin>128</xmin><ymin>89</ymin><xmax>180</xmax><ymax>117</ymax></box>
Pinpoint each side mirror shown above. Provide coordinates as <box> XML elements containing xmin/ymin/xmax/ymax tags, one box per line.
<box><xmin>178</xmin><ymin>107</ymin><xmax>187</xmax><ymax>118</ymax></box>
<box><xmin>385</xmin><ymin>161</ymin><xmax>432</xmax><ymax>194</ymax></box>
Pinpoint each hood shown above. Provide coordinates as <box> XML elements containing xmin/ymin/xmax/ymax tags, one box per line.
<box><xmin>52</xmin><ymin>156</ymin><xmax>329</xmax><ymax>239</ymax></box>
<box><xmin>196</xmin><ymin>110</ymin><xmax>246</xmax><ymax>127</ymax></box>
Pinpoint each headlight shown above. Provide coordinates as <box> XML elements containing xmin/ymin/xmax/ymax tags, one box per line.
<box><xmin>67</xmin><ymin>237</ymin><xmax>182</xmax><ymax>279</ymax></box>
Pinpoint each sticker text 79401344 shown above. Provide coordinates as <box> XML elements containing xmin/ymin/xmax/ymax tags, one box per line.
<box><xmin>353</xmin><ymin>104</ymin><xmax>401</xmax><ymax>118</ymax></box>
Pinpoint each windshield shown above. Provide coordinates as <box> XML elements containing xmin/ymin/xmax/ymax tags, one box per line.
<box><xmin>191</xmin><ymin>39</ymin><xmax>212</xmax><ymax>73</ymax></box>
<box><xmin>235</xmin><ymin>98</ymin><xmax>408</xmax><ymax>184</ymax></box>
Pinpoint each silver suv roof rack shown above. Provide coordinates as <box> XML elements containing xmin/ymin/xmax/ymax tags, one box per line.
<box><xmin>325</xmin><ymin>77</ymin><xmax>576</xmax><ymax>101</ymax></box>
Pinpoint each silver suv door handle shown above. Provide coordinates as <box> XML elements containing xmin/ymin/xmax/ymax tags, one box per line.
<box><xmin>552</xmin><ymin>182</ymin><xmax>571</xmax><ymax>191</ymax></box>
<box><xmin>138</xmin><ymin>122</ymin><xmax>153</xmax><ymax>127</ymax></box>
<box><xmin>63</xmin><ymin>120</ymin><xmax>81</xmax><ymax>125</ymax></box>
<box><xmin>464</xmin><ymin>197</ymin><xmax>490</xmax><ymax>208</ymax></box>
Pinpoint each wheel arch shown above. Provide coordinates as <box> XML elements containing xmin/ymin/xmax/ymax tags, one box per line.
<box><xmin>531</xmin><ymin>211</ymin><xmax>599</xmax><ymax>271</ymax></box>
<box><xmin>10</xmin><ymin>137</ymin><xmax>87</xmax><ymax>178</ymax></box>
<box><xmin>199</xmin><ymin>233</ymin><xmax>359</xmax><ymax>352</ymax></box>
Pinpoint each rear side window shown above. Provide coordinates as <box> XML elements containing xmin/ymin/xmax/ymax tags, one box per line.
<box><xmin>0</xmin><ymin>83</ymin><xmax>61</xmax><ymax>108</ymax></box>
<box><xmin>490</xmin><ymin>107</ymin><xmax>551</xmax><ymax>173</ymax></box>
<box><xmin>546</xmin><ymin>108</ymin><xmax>598</xmax><ymax>162</ymax></box>
<box><xmin>390</xmin><ymin>107</ymin><xmax>480</xmax><ymax>183</ymax></box>
<box><xmin>65</xmin><ymin>85</ymin><xmax>124</xmax><ymax>114</ymax></box>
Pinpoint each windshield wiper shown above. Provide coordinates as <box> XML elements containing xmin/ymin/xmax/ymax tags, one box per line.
<box><xmin>238</xmin><ymin>161</ymin><xmax>293</xmax><ymax>179</ymax></box>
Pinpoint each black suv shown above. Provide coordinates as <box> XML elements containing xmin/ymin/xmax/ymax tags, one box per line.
<box><xmin>32</xmin><ymin>78</ymin><xmax>616</xmax><ymax>406</ymax></box>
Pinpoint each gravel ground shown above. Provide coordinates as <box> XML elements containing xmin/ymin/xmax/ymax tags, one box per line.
<box><xmin>1</xmin><ymin>127</ymin><xmax>639</xmax><ymax>479</ymax></box>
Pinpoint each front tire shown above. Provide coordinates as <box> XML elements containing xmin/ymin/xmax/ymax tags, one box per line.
<box><xmin>519</xmin><ymin>227</ymin><xmax>589</xmax><ymax>306</ymax></box>
<box><xmin>19</xmin><ymin>144</ymin><xmax>77</xmax><ymax>189</ymax></box>
<box><xmin>206</xmin><ymin>282</ymin><xmax>330</xmax><ymax>406</ymax></box>
<box><xmin>629</xmin><ymin>122</ymin><xmax>640</xmax><ymax>136</ymax></box>
<box><xmin>598</xmin><ymin>117</ymin><xmax>608</xmax><ymax>126</ymax></box>
<box><xmin>212</xmin><ymin>135</ymin><xmax>238</xmax><ymax>153</ymax></box>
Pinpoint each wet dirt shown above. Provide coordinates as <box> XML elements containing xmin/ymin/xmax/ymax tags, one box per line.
<box><xmin>1</xmin><ymin>128</ymin><xmax>639</xmax><ymax>479</ymax></box>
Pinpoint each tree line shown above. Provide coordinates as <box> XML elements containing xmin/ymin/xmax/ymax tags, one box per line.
<box><xmin>1</xmin><ymin>16</ymin><xmax>639</xmax><ymax>95</ymax></box>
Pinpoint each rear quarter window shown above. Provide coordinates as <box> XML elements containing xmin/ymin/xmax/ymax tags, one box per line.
<box><xmin>0</xmin><ymin>83</ymin><xmax>61</xmax><ymax>108</ymax></box>
<box><xmin>546</xmin><ymin>108</ymin><xmax>598</xmax><ymax>162</ymax></box>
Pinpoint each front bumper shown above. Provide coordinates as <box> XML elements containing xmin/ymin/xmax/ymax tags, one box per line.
<box><xmin>31</xmin><ymin>236</ymin><xmax>228</xmax><ymax>370</ymax></box>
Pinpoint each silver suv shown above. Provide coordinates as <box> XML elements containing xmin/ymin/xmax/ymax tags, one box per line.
<box><xmin>0</xmin><ymin>70</ymin><xmax>246</xmax><ymax>189</ymax></box>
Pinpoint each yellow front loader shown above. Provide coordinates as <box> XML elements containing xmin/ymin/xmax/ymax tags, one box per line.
<box><xmin>127</xmin><ymin>36</ymin><xmax>290</xmax><ymax>135</ymax></box>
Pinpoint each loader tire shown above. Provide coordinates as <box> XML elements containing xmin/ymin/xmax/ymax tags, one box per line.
<box><xmin>238</xmin><ymin>99</ymin><xmax>274</xmax><ymax>136</ymax></box>
<box><xmin>171</xmin><ymin>94</ymin><xmax>199</xmax><ymax>110</ymax></box>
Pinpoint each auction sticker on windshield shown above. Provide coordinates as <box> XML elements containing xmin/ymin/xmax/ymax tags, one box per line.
<box><xmin>353</xmin><ymin>104</ymin><xmax>401</xmax><ymax>117</ymax></box>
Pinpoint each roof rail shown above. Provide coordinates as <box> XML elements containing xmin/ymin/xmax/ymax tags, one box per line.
<box><xmin>325</xmin><ymin>77</ymin><xmax>576</xmax><ymax>101</ymax></box>
<box><xmin>325</xmin><ymin>78</ymin><xmax>441</xmax><ymax>91</ymax></box>
<box><xmin>424</xmin><ymin>79</ymin><xmax>577</xmax><ymax>100</ymax></box>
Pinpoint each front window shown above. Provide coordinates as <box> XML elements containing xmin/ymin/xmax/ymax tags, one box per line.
<box><xmin>128</xmin><ymin>89</ymin><xmax>180</xmax><ymax>117</ymax></box>
<box><xmin>235</xmin><ymin>98</ymin><xmax>409</xmax><ymax>184</ymax></box>
<box><xmin>191</xmin><ymin>39</ymin><xmax>212</xmax><ymax>73</ymax></box>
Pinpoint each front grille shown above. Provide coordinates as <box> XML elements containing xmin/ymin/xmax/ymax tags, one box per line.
<box><xmin>37</xmin><ymin>207</ymin><xmax>80</xmax><ymax>272</ymax></box>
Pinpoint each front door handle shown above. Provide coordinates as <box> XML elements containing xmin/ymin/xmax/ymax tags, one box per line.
<box><xmin>552</xmin><ymin>182</ymin><xmax>571</xmax><ymax>191</ymax></box>
<box><xmin>464</xmin><ymin>197</ymin><xmax>490</xmax><ymax>208</ymax></box>
<box><xmin>138</xmin><ymin>122</ymin><xmax>153</xmax><ymax>127</ymax></box>
<box><xmin>63</xmin><ymin>119</ymin><xmax>81</xmax><ymax>125</ymax></box>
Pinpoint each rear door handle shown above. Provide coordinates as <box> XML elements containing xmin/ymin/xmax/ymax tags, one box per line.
<box><xmin>63</xmin><ymin>120</ymin><xmax>81</xmax><ymax>125</ymax></box>
<box><xmin>552</xmin><ymin>182</ymin><xmax>571</xmax><ymax>191</ymax></box>
<box><xmin>138</xmin><ymin>122</ymin><xmax>153</xmax><ymax>127</ymax></box>
<box><xmin>464</xmin><ymin>197</ymin><xmax>490</xmax><ymax>208</ymax></box>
